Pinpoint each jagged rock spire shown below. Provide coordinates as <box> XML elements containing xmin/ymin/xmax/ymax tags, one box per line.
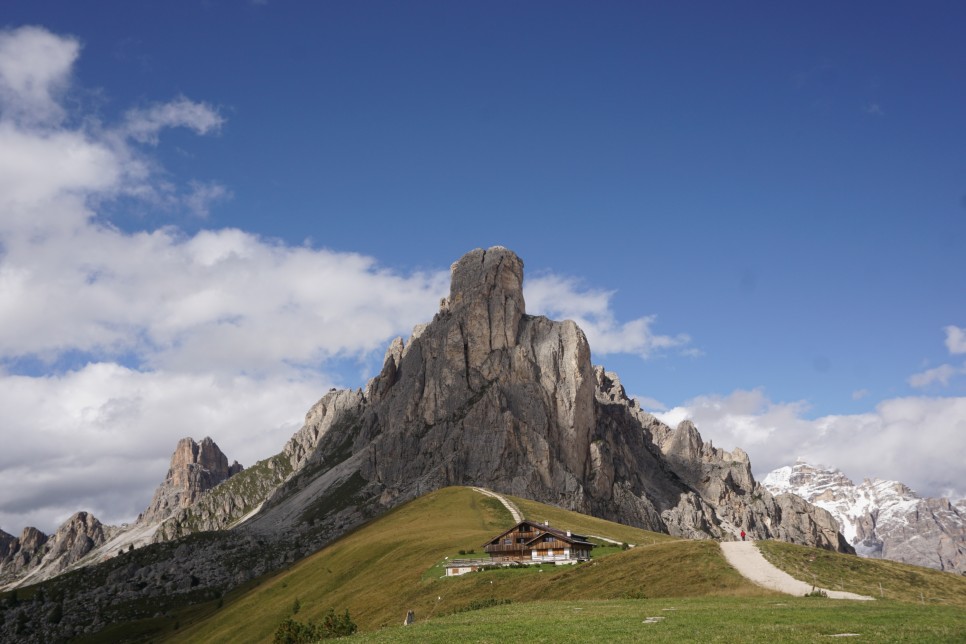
<box><xmin>440</xmin><ymin>246</ymin><xmax>527</xmax><ymax>367</ymax></box>
<box><xmin>139</xmin><ymin>436</ymin><xmax>243</xmax><ymax>525</ymax></box>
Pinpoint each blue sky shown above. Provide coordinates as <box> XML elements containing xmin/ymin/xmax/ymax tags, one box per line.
<box><xmin>1</xmin><ymin>2</ymin><xmax>964</xmax><ymax>533</ymax></box>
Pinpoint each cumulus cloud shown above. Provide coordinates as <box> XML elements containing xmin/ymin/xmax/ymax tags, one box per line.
<box><xmin>946</xmin><ymin>325</ymin><xmax>966</xmax><ymax>354</ymax></box>
<box><xmin>525</xmin><ymin>274</ymin><xmax>692</xmax><ymax>358</ymax></box>
<box><xmin>0</xmin><ymin>26</ymin><xmax>79</xmax><ymax>125</ymax></box>
<box><xmin>656</xmin><ymin>390</ymin><xmax>966</xmax><ymax>501</ymax></box>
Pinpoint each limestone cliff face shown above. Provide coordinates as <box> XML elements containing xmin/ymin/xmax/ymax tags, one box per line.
<box><xmin>139</xmin><ymin>437</ymin><xmax>243</xmax><ymax>525</ymax></box>
<box><xmin>248</xmin><ymin>246</ymin><xmax>850</xmax><ymax>552</ymax></box>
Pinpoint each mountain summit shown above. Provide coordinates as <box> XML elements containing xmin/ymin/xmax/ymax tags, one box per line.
<box><xmin>139</xmin><ymin>436</ymin><xmax>243</xmax><ymax>525</ymax></box>
<box><xmin>763</xmin><ymin>460</ymin><xmax>966</xmax><ymax>573</ymax></box>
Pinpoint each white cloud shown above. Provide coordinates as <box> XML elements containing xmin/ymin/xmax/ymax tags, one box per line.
<box><xmin>0</xmin><ymin>26</ymin><xmax>79</xmax><ymax>125</ymax></box>
<box><xmin>525</xmin><ymin>274</ymin><xmax>692</xmax><ymax>358</ymax></box>
<box><xmin>0</xmin><ymin>124</ymin><xmax>119</xmax><ymax>229</ymax></box>
<box><xmin>907</xmin><ymin>363</ymin><xmax>963</xmax><ymax>388</ymax></box>
<box><xmin>946</xmin><ymin>325</ymin><xmax>966</xmax><ymax>355</ymax></box>
<box><xmin>0</xmin><ymin>364</ymin><xmax>326</xmax><ymax>532</ymax></box>
<box><xmin>656</xmin><ymin>390</ymin><xmax>966</xmax><ymax>501</ymax></box>
<box><xmin>122</xmin><ymin>95</ymin><xmax>224</xmax><ymax>145</ymax></box>
<box><xmin>851</xmin><ymin>388</ymin><xmax>870</xmax><ymax>400</ymax></box>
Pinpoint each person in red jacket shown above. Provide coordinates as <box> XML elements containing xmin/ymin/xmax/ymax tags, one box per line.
<box><xmin>740</xmin><ymin>530</ymin><xmax>746</xmax><ymax>541</ymax></box>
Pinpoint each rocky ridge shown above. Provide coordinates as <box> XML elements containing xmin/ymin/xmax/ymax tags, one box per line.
<box><xmin>763</xmin><ymin>460</ymin><xmax>966</xmax><ymax>573</ymax></box>
<box><xmin>0</xmin><ymin>436</ymin><xmax>243</xmax><ymax>591</ymax></box>
<box><xmin>0</xmin><ymin>514</ymin><xmax>118</xmax><ymax>590</ymax></box>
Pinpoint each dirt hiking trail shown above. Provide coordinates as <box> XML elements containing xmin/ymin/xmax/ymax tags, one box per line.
<box><xmin>721</xmin><ymin>541</ymin><xmax>873</xmax><ymax>600</ymax></box>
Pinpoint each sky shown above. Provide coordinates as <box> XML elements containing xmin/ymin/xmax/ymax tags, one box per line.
<box><xmin>1</xmin><ymin>2</ymin><xmax>964</xmax><ymax>535</ymax></box>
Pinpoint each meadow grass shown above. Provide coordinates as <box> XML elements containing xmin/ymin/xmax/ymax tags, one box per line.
<box><xmin>352</xmin><ymin>596</ymin><xmax>966</xmax><ymax>643</ymax></box>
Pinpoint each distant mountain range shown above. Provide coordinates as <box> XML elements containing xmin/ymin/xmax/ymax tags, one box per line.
<box><xmin>763</xmin><ymin>460</ymin><xmax>966</xmax><ymax>574</ymax></box>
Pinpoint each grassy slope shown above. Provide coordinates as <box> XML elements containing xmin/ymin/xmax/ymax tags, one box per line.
<box><xmin>174</xmin><ymin>487</ymin><xmax>765</xmax><ymax>643</ymax></box>
<box><xmin>163</xmin><ymin>487</ymin><xmax>966</xmax><ymax>643</ymax></box>
<box><xmin>757</xmin><ymin>539</ymin><xmax>966</xmax><ymax>608</ymax></box>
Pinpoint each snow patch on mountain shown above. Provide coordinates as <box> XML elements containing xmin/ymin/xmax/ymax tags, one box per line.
<box><xmin>762</xmin><ymin>460</ymin><xmax>966</xmax><ymax>573</ymax></box>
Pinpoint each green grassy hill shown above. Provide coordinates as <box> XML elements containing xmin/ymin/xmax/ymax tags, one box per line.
<box><xmin>85</xmin><ymin>486</ymin><xmax>966</xmax><ymax>642</ymax></box>
<box><xmin>170</xmin><ymin>487</ymin><xmax>766</xmax><ymax>642</ymax></box>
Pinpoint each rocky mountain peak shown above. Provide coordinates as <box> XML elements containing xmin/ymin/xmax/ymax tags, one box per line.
<box><xmin>763</xmin><ymin>460</ymin><xmax>966</xmax><ymax>573</ymax></box>
<box><xmin>139</xmin><ymin>436</ymin><xmax>243</xmax><ymax>525</ymax></box>
<box><xmin>444</xmin><ymin>246</ymin><xmax>525</xmax><ymax>313</ymax></box>
<box><xmin>0</xmin><ymin>512</ymin><xmax>120</xmax><ymax>589</ymax></box>
<box><xmin>438</xmin><ymin>246</ymin><xmax>527</xmax><ymax>370</ymax></box>
<box><xmin>18</xmin><ymin>527</ymin><xmax>47</xmax><ymax>553</ymax></box>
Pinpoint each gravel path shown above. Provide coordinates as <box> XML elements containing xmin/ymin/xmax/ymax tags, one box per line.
<box><xmin>472</xmin><ymin>487</ymin><xmax>523</xmax><ymax>522</ymax></box>
<box><xmin>720</xmin><ymin>541</ymin><xmax>874</xmax><ymax>600</ymax></box>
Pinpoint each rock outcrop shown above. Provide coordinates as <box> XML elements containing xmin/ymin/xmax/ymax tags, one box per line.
<box><xmin>0</xmin><ymin>527</ymin><xmax>48</xmax><ymax>578</ymax></box>
<box><xmin>0</xmin><ymin>513</ymin><xmax>118</xmax><ymax>589</ymax></box>
<box><xmin>139</xmin><ymin>436</ymin><xmax>243</xmax><ymax>525</ymax></box>
<box><xmin>153</xmin><ymin>449</ymin><xmax>291</xmax><ymax>542</ymax></box>
<box><xmin>763</xmin><ymin>460</ymin><xmax>966</xmax><ymax>573</ymax></box>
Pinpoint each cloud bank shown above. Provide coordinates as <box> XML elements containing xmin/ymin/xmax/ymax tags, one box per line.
<box><xmin>656</xmin><ymin>325</ymin><xmax>966</xmax><ymax>501</ymax></box>
<box><xmin>656</xmin><ymin>390</ymin><xmax>966</xmax><ymax>501</ymax></box>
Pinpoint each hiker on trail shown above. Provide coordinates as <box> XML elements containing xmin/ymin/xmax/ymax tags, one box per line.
<box><xmin>740</xmin><ymin>530</ymin><xmax>746</xmax><ymax>541</ymax></box>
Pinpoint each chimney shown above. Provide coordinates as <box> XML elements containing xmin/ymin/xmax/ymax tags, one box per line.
<box><xmin>544</xmin><ymin>520</ymin><xmax>549</xmax><ymax>526</ymax></box>
<box><xmin>566</xmin><ymin>531</ymin><xmax>571</xmax><ymax>537</ymax></box>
